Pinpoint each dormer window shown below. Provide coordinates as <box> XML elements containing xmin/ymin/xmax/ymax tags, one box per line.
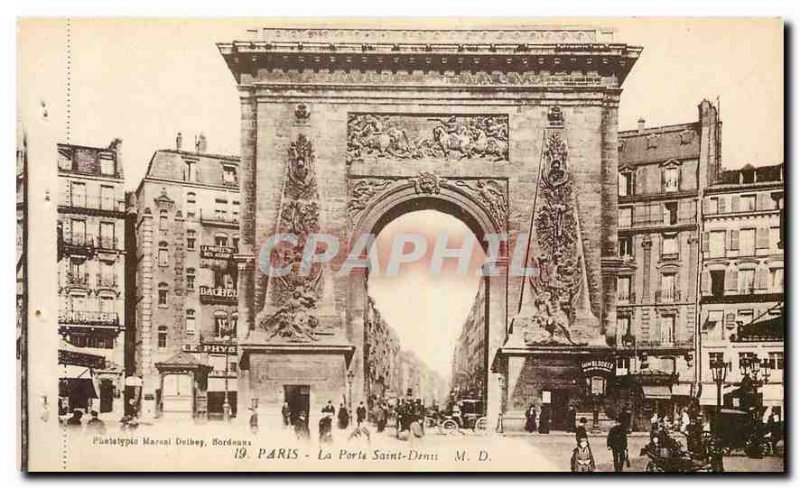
<box><xmin>660</xmin><ymin>160</ymin><xmax>681</xmax><ymax>193</ymax></box>
<box><xmin>618</xmin><ymin>170</ymin><xmax>634</xmax><ymax>197</ymax></box>
<box><xmin>183</xmin><ymin>161</ymin><xmax>196</xmax><ymax>182</ymax></box>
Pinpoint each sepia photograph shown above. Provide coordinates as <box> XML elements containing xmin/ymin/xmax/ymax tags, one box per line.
<box><xmin>14</xmin><ymin>14</ymin><xmax>785</xmax><ymax>473</ymax></box>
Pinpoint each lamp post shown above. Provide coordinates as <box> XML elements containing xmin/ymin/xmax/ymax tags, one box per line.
<box><xmin>739</xmin><ymin>356</ymin><xmax>770</xmax><ymax>411</ymax></box>
<box><xmin>222</xmin><ymin>334</ymin><xmax>232</xmax><ymax>422</ymax></box>
<box><xmin>346</xmin><ymin>369</ymin><xmax>355</xmax><ymax>415</ymax></box>
<box><xmin>710</xmin><ymin>359</ymin><xmax>728</xmax><ymax>435</ymax></box>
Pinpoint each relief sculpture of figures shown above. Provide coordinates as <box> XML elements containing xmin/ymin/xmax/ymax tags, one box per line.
<box><xmin>347</xmin><ymin>114</ymin><xmax>509</xmax><ymax>163</ymax></box>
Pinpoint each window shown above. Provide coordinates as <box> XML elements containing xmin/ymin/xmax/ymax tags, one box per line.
<box><xmin>616</xmin><ymin>356</ymin><xmax>631</xmax><ymax>371</ymax></box>
<box><xmin>186</xmin><ymin>229</ymin><xmax>196</xmax><ymax>251</ymax></box>
<box><xmin>186</xmin><ymin>268</ymin><xmax>196</xmax><ymax>291</ymax></box>
<box><xmin>215</xmin><ymin>233</ymin><xmax>229</xmax><ymax>247</ymax></box>
<box><xmin>158</xmin><ymin>241</ymin><xmax>169</xmax><ymax>267</ymax></box>
<box><xmin>619</xmin><ymin>207</ymin><xmax>632</xmax><ymax>228</ymax></box>
<box><xmin>215</xmin><ymin>198</ymin><xmax>228</xmax><ymax>221</ymax></box>
<box><xmin>186</xmin><ymin>192</ymin><xmax>197</xmax><ymax>219</ymax></box>
<box><xmin>663</xmin><ymin>167</ymin><xmax>679</xmax><ymax>192</ymax></box>
<box><xmin>223</xmin><ymin>166</ymin><xmax>238</xmax><ymax>185</ymax></box>
<box><xmin>766</xmin><ymin>352</ymin><xmax>784</xmax><ymax>371</ymax></box>
<box><xmin>708</xmin><ymin>353</ymin><xmax>724</xmax><ymax>376</ymax></box>
<box><xmin>618</xmin><ymin>172</ymin><xmax>633</xmax><ymax>197</ymax></box>
<box><xmin>158</xmin><ymin>283</ymin><xmax>169</xmax><ymax>306</ymax></box>
<box><xmin>663</xmin><ymin>202</ymin><xmax>678</xmax><ymax>225</ymax></box>
<box><xmin>99</xmin><ymin>296</ymin><xmax>114</xmax><ymax>313</ymax></box>
<box><xmin>738</xmin><ymin>352</ymin><xmax>757</xmax><ymax>372</ymax></box>
<box><xmin>99</xmin><ymin>261</ymin><xmax>115</xmax><ymax>287</ymax></box>
<box><xmin>70</xmin><ymin>181</ymin><xmax>86</xmax><ymax>206</ymax></box>
<box><xmin>709</xmin><ymin>231</ymin><xmax>726</xmax><ymax>258</ymax></box>
<box><xmin>738</xmin><ymin>268</ymin><xmax>755</xmax><ymax>294</ymax></box>
<box><xmin>740</xmin><ymin>194</ymin><xmax>757</xmax><ymax>212</ymax></box>
<box><xmin>99</xmin><ymin>222</ymin><xmax>115</xmax><ymax>249</ymax></box>
<box><xmin>232</xmin><ymin>201</ymin><xmax>240</xmax><ymax>220</ymax></box>
<box><xmin>707</xmin><ymin>198</ymin><xmax>719</xmax><ymax>215</ymax></box>
<box><xmin>710</xmin><ymin>270</ymin><xmax>726</xmax><ymax>297</ymax></box>
<box><xmin>232</xmin><ymin>235</ymin><xmax>240</xmax><ymax>253</ymax></box>
<box><xmin>71</xmin><ymin>219</ymin><xmax>87</xmax><ymax>245</ymax></box>
<box><xmin>662</xmin><ymin>233</ymin><xmax>678</xmax><ymax>258</ymax></box>
<box><xmin>660</xmin><ymin>315</ymin><xmax>676</xmax><ymax>344</ymax></box>
<box><xmin>186</xmin><ymin>309</ymin><xmax>196</xmax><ymax>334</ymax></box>
<box><xmin>184</xmin><ymin>161</ymin><xmax>196</xmax><ymax>182</ymax></box>
<box><xmin>617</xmin><ymin>315</ymin><xmax>632</xmax><ymax>335</ymax></box>
<box><xmin>159</xmin><ymin>210</ymin><xmax>168</xmax><ymax>231</ymax></box>
<box><xmin>100</xmin><ymin>185</ymin><xmax>115</xmax><ymax>211</ymax></box>
<box><xmin>739</xmin><ymin>228</ymin><xmax>756</xmax><ymax>256</ymax></box>
<box><xmin>214</xmin><ymin>312</ymin><xmax>230</xmax><ymax>338</ymax></box>
<box><xmin>158</xmin><ymin>326</ymin><xmax>168</xmax><ymax>348</ymax></box>
<box><xmin>617</xmin><ymin>276</ymin><xmax>632</xmax><ymax>302</ymax></box>
<box><xmin>770</xmin><ymin>226</ymin><xmax>781</xmax><ymax>249</ymax></box>
<box><xmin>660</xmin><ymin>273</ymin><xmax>677</xmax><ymax>302</ymax></box>
<box><xmin>100</xmin><ymin>156</ymin><xmax>115</xmax><ymax>175</ymax></box>
<box><xmin>770</xmin><ymin>268</ymin><xmax>784</xmax><ymax>291</ymax></box>
<box><xmin>618</xmin><ymin>236</ymin><xmax>633</xmax><ymax>258</ymax></box>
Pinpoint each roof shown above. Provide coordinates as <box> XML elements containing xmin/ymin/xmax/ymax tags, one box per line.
<box><xmin>619</xmin><ymin>123</ymin><xmax>700</xmax><ymax>165</ymax></box>
<box><xmin>717</xmin><ymin>163</ymin><xmax>784</xmax><ymax>186</ymax></box>
<box><xmin>57</xmin><ymin>140</ymin><xmax>124</xmax><ymax>180</ymax></box>
<box><xmin>154</xmin><ymin>351</ymin><xmax>211</xmax><ymax>370</ymax></box>
<box><xmin>143</xmin><ymin>149</ymin><xmax>240</xmax><ymax>188</ymax></box>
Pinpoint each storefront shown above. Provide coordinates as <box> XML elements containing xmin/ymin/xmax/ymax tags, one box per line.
<box><xmin>58</xmin><ymin>349</ymin><xmax>105</xmax><ymax>415</ymax></box>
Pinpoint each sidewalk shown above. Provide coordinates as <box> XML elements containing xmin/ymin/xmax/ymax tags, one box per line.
<box><xmin>503</xmin><ymin>430</ymin><xmax>652</xmax><ymax>438</ymax></box>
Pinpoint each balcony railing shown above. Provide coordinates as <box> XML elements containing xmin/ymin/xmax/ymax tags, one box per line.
<box><xmin>95</xmin><ymin>236</ymin><xmax>120</xmax><ymax>251</ymax></box>
<box><xmin>59</xmin><ymin>195</ymin><xmax>126</xmax><ymax>213</ymax></box>
<box><xmin>637</xmin><ymin>338</ymin><xmax>694</xmax><ymax>349</ymax></box>
<box><xmin>617</xmin><ymin>291</ymin><xmax>636</xmax><ymax>304</ymax></box>
<box><xmin>199</xmin><ymin>209</ymin><xmax>239</xmax><ymax>226</ymax></box>
<box><xmin>655</xmin><ymin>289</ymin><xmax>682</xmax><ymax>303</ymax></box>
<box><xmin>199</xmin><ymin>286</ymin><xmax>238</xmax><ymax>304</ymax></box>
<box><xmin>65</xmin><ymin>271</ymin><xmax>90</xmax><ymax>286</ymax></box>
<box><xmin>63</xmin><ymin>234</ymin><xmax>93</xmax><ymax>247</ymax></box>
<box><xmin>96</xmin><ymin>273</ymin><xmax>119</xmax><ymax>288</ymax></box>
<box><xmin>61</xmin><ymin>234</ymin><xmax>121</xmax><ymax>252</ymax></box>
<box><xmin>59</xmin><ymin>310</ymin><xmax>119</xmax><ymax>326</ymax></box>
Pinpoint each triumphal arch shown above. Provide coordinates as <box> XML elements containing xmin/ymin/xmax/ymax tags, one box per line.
<box><xmin>219</xmin><ymin>27</ymin><xmax>641</xmax><ymax>430</ymax></box>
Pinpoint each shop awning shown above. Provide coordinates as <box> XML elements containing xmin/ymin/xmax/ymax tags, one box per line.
<box><xmin>672</xmin><ymin>383</ymin><xmax>692</xmax><ymax>397</ymax></box>
<box><xmin>642</xmin><ymin>385</ymin><xmax>671</xmax><ymax>399</ymax></box>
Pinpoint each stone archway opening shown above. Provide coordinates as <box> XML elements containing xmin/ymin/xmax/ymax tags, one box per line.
<box><xmin>362</xmin><ymin>204</ymin><xmax>490</xmax><ymax>425</ymax></box>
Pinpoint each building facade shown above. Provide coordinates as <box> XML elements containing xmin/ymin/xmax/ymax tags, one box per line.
<box><xmin>613</xmin><ymin>101</ymin><xmax>720</xmax><ymax>430</ymax></box>
<box><xmin>698</xmin><ymin>163</ymin><xmax>784</xmax><ymax>415</ymax></box>
<box><xmin>451</xmin><ymin>281</ymin><xmax>487</xmax><ymax>401</ymax></box>
<box><xmin>56</xmin><ymin>140</ymin><xmax>128</xmax><ymax>417</ymax></box>
<box><xmin>133</xmin><ymin>134</ymin><xmax>241</xmax><ymax>420</ymax></box>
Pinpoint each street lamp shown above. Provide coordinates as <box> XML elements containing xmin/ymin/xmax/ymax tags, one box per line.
<box><xmin>710</xmin><ymin>359</ymin><xmax>729</xmax><ymax>435</ymax></box>
<box><xmin>346</xmin><ymin>369</ymin><xmax>355</xmax><ymax>414</ymax></box>
<box><xmin>222</xmin><ymin>334</ymin><xmax>233</xmax><ymax>422</ymax></box>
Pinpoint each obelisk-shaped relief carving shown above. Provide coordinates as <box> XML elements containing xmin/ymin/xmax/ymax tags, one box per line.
<box><xmin>257</xmin><ymin>134</ymin><xmax>330</xmax><ymax>342</ymax></box>
<box><xmin>512</xmin><ymin>106</ymin><xmax>601</xmax><ymax>346</ymax></box>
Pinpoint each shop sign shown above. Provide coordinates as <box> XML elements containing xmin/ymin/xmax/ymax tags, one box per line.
<box><xmin>580</xmin><ymin>359</ymin><xmax>615</xmax><ymax>375</ymax></box>
<box><xmin>200</xmin><ymin>245</ymin><xmax>234</xmax><ymax>260</ymax></box>
<box><xmin>181</xmin><ymin>343</ymin><xmax>237</xmax><ymax>355</ymax></box>
<box><xmin>58</xmin><ymin>349</ymin><xmax>105</xmax><ymax>369</ymax></box>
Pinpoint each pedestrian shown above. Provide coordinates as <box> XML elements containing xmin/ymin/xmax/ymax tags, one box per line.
<box><xmin>570</xmin><ymin>436</ymin><xmax>596</xmax><ymax>472</ymax></box>
<box><xmin>248</xmin><ymin>406</ymin><xmax>258</xmax><ymax>434</ymax></box>
<box><xmin>65</xmin><ymin>410</ymin><xmax>83</xmax><ymax>430</ymax></box>
<box><xmin>281</xmin><ymin>402</ymin><xmax>291</xmax><ymax>427</ymax></box>
<box><xmin>767</xmin><ymin>407</ymin><xmax>782</xmax><ymax>455</ymax></box>
<box><xmin>376</xmin><ymin>403</ymin><xmax>387</xmax><ymax>433</ymax></box>
<box><xmin>538</xmin><ymin>405</ymin><xmax>551</xmax><ymax>434</ymax></box>
<box><xmin>620</xmin><ymin>407</ymin><xmax>632</xmax><ymax>434</ymax></box>
<box><xmin>319</xmin><ymin>411</ymin><xmax>333</xmax><ymax>444</ymax></box>
<box><xmin>607</xmin><ymin>418</ymin><xmax>628</xmax><ymax>472</ymax></box>
<box><xmin>337</xmin><ymin>403</ymin><xmax>350</xmax><ymax>430</ymax></box>
<box><xmin>322</xmin><ymin>399</ymin><xmax>335</xmax><ymax>418</ymax></box>
<box><xmin>524</xmin><ymin>403</ymin><xmax>537</xmax><ymax>433</ymax></box>
<box><xmin>566</xmin><ymin>405</ymin><xmax>577</xmax><ymax>433</ymax></box>
<box><xmin>650</xmin><ymin>411</ymin><xmax>660</xmax><ymax>432</ymax></box>
<box><xmin>294</xmin><ymin>411</ymin><xmax>310</xmax><ymax>440</ymax></box>
<box><xmin>85</xmin><ymin>411</ymin><xmax>106</xmax><ymax>434</ymax></box>
<box><xmin>356</xmin><ymin>401</ymin><xmax>367</xmax><ymax>426</ymax></box>
<box><xmin>575</xmin><ymin>417</ymin><xmax>588</xmax><ymax>443</ymax></box>
<box><xmin>680</xmin><ymin>408</ymin><xmax>691</xmax><ymax>434</ymax></box>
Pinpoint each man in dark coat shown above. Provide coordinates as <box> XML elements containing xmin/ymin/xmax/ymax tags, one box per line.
<box><xmin>538</xmin><ymin>404</ymin><xmax>551</xmax><ymax>434</ymax></box>
<box><xmin>607</xmin><ymin>418</ymin><xmax>629</xmax><ymax>472</ymax></box>
<box><xmin>575</xmin><ymin>417</ymin><xmax>588</xmax><ymax>443</ymax></box>
<box><xmin>524</xmin><ymin>404</ymin><xmax>537</xmax><ymax>433</ymax></box>
<box><xmin>337</xmin><ymin>403</ymin><xmax>350</xmax><ymax>429</ymax></box>
<box><xmin>356</xmin><ymin>401</ymin><xmax>367</xmax><ymax>426</ymax></box>
<box><xmin>566</xmin><ymin>405</ymin><xmax>577</xmax><ymax>433</ymax></box>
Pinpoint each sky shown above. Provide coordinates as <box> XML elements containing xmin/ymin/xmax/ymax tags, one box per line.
<box><xmin>17</xmin><ymin>18</ymin><xmax>784</xmax><ymax>382</ymax></box>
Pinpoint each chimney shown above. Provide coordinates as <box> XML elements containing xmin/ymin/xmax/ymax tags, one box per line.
<box><xmin>195</xmin><ymin>133</ymin><xmax>207</xmax><ymax>153</ymax></box>
<box><xmin>176</xmin><ymin>132</ymin><xmax>183</xmax><ymax>151</ymax></box>
<box><xmin>637</xmin><ymin>118</ymin><xmax>646</xmax><ymax>133</ymax></box>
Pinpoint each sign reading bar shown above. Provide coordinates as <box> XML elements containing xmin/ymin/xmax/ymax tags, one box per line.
<box><xmin>200</xmin><ymin>245</ymin><xmax>234</xmax><ymax>260</ymax></box>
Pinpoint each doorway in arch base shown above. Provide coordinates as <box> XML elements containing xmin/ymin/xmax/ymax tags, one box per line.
<box><xmin>220</xmin><ymin>27</ymin><xmax>640</xmax><ymax>433</ymax></box>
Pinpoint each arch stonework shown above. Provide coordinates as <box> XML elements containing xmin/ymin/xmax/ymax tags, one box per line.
<box><xmin>220</xmin><ymin>27</ymin><xmax>641</xmax><ymax>430</ymax></box>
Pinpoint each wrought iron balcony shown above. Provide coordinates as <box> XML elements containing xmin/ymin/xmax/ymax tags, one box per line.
<box><xmin>58</xmin><ymin>195</ymin><xmax>126</xmax><ymax>214</ymax></box>
<box><xmin>617</xmin><ymin>291</ymin><xmax>635</xmax><ymax>304</ymax></box>
<box><xmin>199</xmin><ymin>286</ymin><xmax>238</xmax><ymax>305</ymax></box>
<box><xmin>96</xmin><ymin>273</ymin><xmax>119</xmax><ymax>288</ymax></box>
<box><xmin>655</xmin><ymin>289</ymin><xmax>682</xmax><ymax>303</ymax></box>
<box><xmin>58</xmin><ymin>310</ymin><xmax>119</xmax><ymax>326</ymax></box>
<box><xmin>637</xmin><ymin>338</ymin><xmax>694</xmax><ymax>350</ymax></box>
<box><xmin>95</xmin><ymin>235</ymin><xmax>121</xmax><ymax>251</ymax></box>
<box><xmin>65</xmin><ymin>271</ymin><xmax>90</xmax><ymax>287</ymax></box>
<box><xmin>199</xmin><ymin>209</ymin><xmax>239</xmax><ymax>227</ymax></box>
